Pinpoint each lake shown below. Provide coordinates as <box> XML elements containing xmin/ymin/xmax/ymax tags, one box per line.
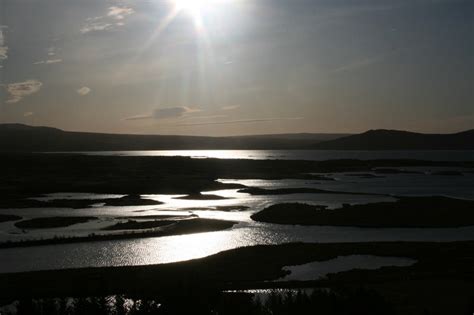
<box><xmin>1</xmin><ymin>165</ymin><xmax>473</xmax><ymax>273</ymax></box>
<box><xmin>50</xmin><ymin>149</ymin><xmax>474</xmax><ymax>161</ymax></box>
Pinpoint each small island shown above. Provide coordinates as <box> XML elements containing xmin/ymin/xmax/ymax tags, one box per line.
<box><xmin>251</xmin><ymin>196</ymin><xmax>474</xmax><ymax>228</ymax></box>
<box><xmin>14</xmin><ymin>216</ymin><xmax>98</xmax><ymax>229</ymax></box>
<box><xmin>0</xmin><ymin>214</ymin><xmax>22</xmax><ymax>223</ymax></box>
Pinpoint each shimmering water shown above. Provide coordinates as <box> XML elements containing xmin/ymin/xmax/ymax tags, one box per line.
<box><xmin>1</xmin><ymin>225</ymin><xmax>473</xmax><ymax>273</ymax></box>
<box><xmin>1</xmin><ymin>167</ymin><xmax>473</xmax><ymax>273</ymax></box>
<box><xmin>51</xmin><ymin>150</ymin><xmax>474</xmax><ymax>161</ymax></box>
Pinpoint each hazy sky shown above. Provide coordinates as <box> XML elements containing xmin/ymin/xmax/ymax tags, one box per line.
<box><xmin>0</xmin><ymin>0</ymin><xmax>472</xmax><ymax>135</ymax></box>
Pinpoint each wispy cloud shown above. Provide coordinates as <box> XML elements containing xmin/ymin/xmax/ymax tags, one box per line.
<box><xmin>125</xmin><ymin>107</ymin><xmax>200</xmax><ymax>121</ymax></box>
<box><xmin>221</xmin><ymin>105</ymin><xmax>240</xmax><ymax>111</ymax></box>
<box><xmin>177</xmin><ymin>117</ymin><xmax>303</xmax><ymax>126</ymax></box>
<box><xmin>81</xmin><ymin>21</ymin><xmax>114</xmax><ymax>34</ymax></box>
<box><xmin>5</xmin><ymin>80</ymin><xmax>43</xmax><ymax>104</ymax></box>
<box><xmin>47</xmin><ymin>47</ymin><xmax>56</xmax><ymax>56</ymax></box>
<box><xmin>33</xmin><ymin>59</ymin><xmax>63</xmax><ymax>65</ymax></box>
<box><xmin>107</xmin><ymin>6</ymin><xmax>135</xmax><ymax>20</ymax></box>
<box><xmin>0</xmin><ymin>26</ymin><xmax>8</xmax><ymax>68</ymax></box>
<box><xmin>77</xmin><ymin>86</ymin><xmax>91</xmax><ymax>96</ymax></box>
<box><xmin>24</xmin><ymin>112</ymin><xmax>34</xmax><ymax>117</ymax></box>
<box><xmin>81</xmin><ymin>6</ymin><xmax>135</xmax><ymax>34</ymax></box>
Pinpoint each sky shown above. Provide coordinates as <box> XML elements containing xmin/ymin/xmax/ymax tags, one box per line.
<box><xmin>0</xmin><ymin>0</ymin><xmax>472</xmax><ymax>136</ymax></box>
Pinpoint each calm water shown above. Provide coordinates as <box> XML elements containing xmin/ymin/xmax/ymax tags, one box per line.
<box><xmin>1</xmin><ymin>168</ymin><xmax>474</xmax><ymax>273</ymax></box>
<box><xmin>52</xmin><ymin>150</ymin><xmax>474</xmax><ymax>161</ymax></box>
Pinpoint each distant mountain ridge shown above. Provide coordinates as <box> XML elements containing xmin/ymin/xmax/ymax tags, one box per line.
<box><xmin>313</xmin><ymin>129</ymin><xmax>474</xmax><ymax>150</ymax></box>
<box><xmin>0</xmin><ymin>124</ymin><xmax>348</xmax><ymax>151</ymax></box>
<box><xmin>1</xmin><ymin>124</ymin><xmax>472</xmax><ymax>151</ymax></box>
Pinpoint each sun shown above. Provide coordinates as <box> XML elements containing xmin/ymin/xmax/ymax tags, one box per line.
<box><xmin>174</xmin><ymin>0</ymin><xmax>217</xmax><ymax>14</ymax></box>
<box><xmin>171</xmin><ymin>0</ymin><xmax>232</xmax><ymax>31</ymax></box>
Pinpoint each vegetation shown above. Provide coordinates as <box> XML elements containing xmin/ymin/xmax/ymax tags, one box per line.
<box><xmin>102</xmin><ymin>195</ymin><xmax>163</xmax><ymax>207</ymax></box>
<box><xmin>239</xmin><ymin>187</ymin><xmax>377</xmax><ymax>196</ymax></box>
<box><xmin>0</xmin><ymin>195</ymin><xmax>161</xmax><ymax>210</ymax></box>
<box><xmin>1</xmin><ymin>154</ymin><xmax>472</xmax><ymax>203</ymax></box>
<box><xmin>251</xmin><ymin>196</ymin><xmax>474</xmax><ymax>227</ymax></box>
<box><xmin>1</xmin><ymin>218</ymin><xmax>237</xmax><ymax>248</ymax></box>
<box><xmin>14</xmin><ymin>217</ymin><xmax>98</xmax><ymax>229</ymax></box>
<box><xmin>0</xmin><ymin>214</ymin><xmax>22</xmax><ymax>223</ymax></box>
<box><xmin>102</xmin><ymin>220</ymin><xmax>175</xmax><ymax>231</ymax></box>
<box><xmin>175</xmin><ymin>194</ymin><xmax>230</xmax><ymax>200</ymax></box>
<box><xmin>1</xmin><ymin>241</ymin><xmax>473</xmax><ymax>314</ymax></box>
<box><xmin>3</xmin><ymin>288</ymin><xmax>399</xmax><ymax>315</ymax></box>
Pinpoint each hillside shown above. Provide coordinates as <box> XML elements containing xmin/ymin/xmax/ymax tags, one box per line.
<box><xmin>0</xmin><ymin>124</ymin><xmax>347</xmax><ymax>151</ymax></box>
<box><xmin>313</xmin><ymin>129</ymin><xmax>474</xmax><ymax>150</ymax></box>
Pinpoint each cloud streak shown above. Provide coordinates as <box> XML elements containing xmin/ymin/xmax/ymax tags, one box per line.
<box><xmin>177</xmin><ymin>117</ymin><xmax>303</xmax><ymax>127</ymax></box>
<box><xmin>77</xmin><ymin>86</ymin><xmax>92</xmax><ymax>96</ymax></box>
<box><xmin>0</xmin><ymin>26</ymin><xmax>8</xmax><ymax>67</ymax></box>
<box><xmin>81</xmin><ymin>6</ymin><xmax>135</xmax><ymax>34</ymax></box>
<box><xmin>5</xmin><ymin>80</ymin><xmax>43</xmax><ymax>104</ymax></box>
<box><xmin>125</xmin><ymin>107</ymin><xmax>200</xmax><ymax>121</ymax></box>
<box><xmin>107</xmin><ymin>6</ymin><xmax>135</xmax><ymax>20</ymax></box>
<box><xmin>221</xmin><ymin>105</ymin><xmax>240</xmax><ymax>111</ymax></box>
<box><xmin>33</xmin><ymin>59</ymin><xmax>63</xmax><ymax>65</ymax></box>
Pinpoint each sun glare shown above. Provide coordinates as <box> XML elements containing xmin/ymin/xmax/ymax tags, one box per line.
<box><xmin>171</xmin><ymin>0</ymin><xmax>232</xmax><ymax>31</ymax></box>
<box><xmin>174</xmin><ymin>0</ymin><xmax>222</xmax><ymax>12</ymax></box>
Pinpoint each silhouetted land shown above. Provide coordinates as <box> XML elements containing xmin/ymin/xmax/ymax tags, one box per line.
<box><xmin>1</xmin><ymin>154</ymin><xmax>472</xmax><ymax>205</ymax></box>
<box><xmin>431</xmin><ymin>170</ymin><xmax>464</xmax><ymax>176</ymax></box>
<box><xmin>0</xmin><ymin>214</ymin><xmax>22</xmax><ymax>223</ymax></box>
<box><xmin>313</xmin><ymin>129</ymin><xmax>474</xmax><ymax>150</ymax></box>
<box><xmin>175</xmin><ymin>193</ymin><xmax>230</xmax><ymax>200</ymax></box>
<box><xmin>103</xmin><ymin>220</ymin><xmax>175</xmax><ymax>231</ymax></box>
<box><xmin>102</xmin><ymin>195</ymin><xmax>163</xmax><ymax>206</ymax></box>
<box><xmin>8</xmin><ymin>287</ymin><xmax>398</xmax><ymax>315</ymax></box>
<box><xmin>14</xmin><ymin>216</ymin><xmax>98</xmax><ymax>229</ymax></box>
<box><xmin>372</xmin><ymin>168</ymin><xmax>423</xmax><ymax>174</ymax></box>
<box><xmin>346</xmin><ymin>173</ymin><xmax>385</xmax><ymax>178</ymax></box>
<box><xmin>1</xmin><ymin>153</ymin><xmax>473</xmax><ymax>314</ymax></box>
<box><xmin>0</xmin><ymin>195</ymin><xmax>162</xmax><ymax>209</ymax></box>
<box><xmin>0</xmin><ymin>218</ymin><xmax>237</xmax><ymax>248</ymax></box>
<box><xmin>119</xmin><ymin>214</ymin><xmax>197</xmax><ymax>220</ymax></box>
<box><xmin>238</xmin><ymin>187</ymin><xmax>380</xmax><ymax>196</ymax></box>
<box><xmin>1</xmin><ymin>241</ymin><xmax>473</xmax><ymax>314</ymax></box>
<box><xmin>250</xmin><ymin>196</ymin><xmax>474</xmax><ymax>227</ymax></box>
<box><xmin>2</xmin><ymin>124</ymin><xmax>474</xmax><ymax>151</ymax></box>
<box><xmin>0</xmin><ymin>124</ymin><xmax>348</xmax><ymax>151</ymax></box>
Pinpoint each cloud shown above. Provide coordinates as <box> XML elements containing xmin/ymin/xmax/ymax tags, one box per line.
<box><xmin>24</xmin><ymin>112</ymin><xmax>34</xmax><ymax>117</ymax></box>
<box><xmin>5</xmin><ymin>80</ymin><xmax>43</xmax><ymax>104</ymax></box>
<box><xmin>0</xmin><ymin>46</ymin><xmax>7</xmax><ymax>61</ymax></box>
<box><xmin>221</xmin><ymin>105</ymin><xmax>240</xmax><ymax>111</ymax></box>
<box><xmin>48</xmin><ymin>47</ymin><xmax>56</xmax><ymax>56</ymax></box>
<box><xmin>81</xmin><ymin>22</ymin><xmax>113</xmax><ymax>34</ymax></box>
<box><xmin>81</xmin><ymin>6</ymin><xmax>134</xmax><ymax>34</ymax></box>
<box><xmin>107</xmin><ymin>6</ymin><xmax>135</xmax><ymax>20</ymax></box>
<box><xmin>33</xmin><ymin>59</ymin><xmax>63</xmax><ymax>65</ymax></box>
<box><xmin>177</xmin><ymin>117</ymin><xmax>303</xmax><ymax>126</ymax></box>
<box><xmin>125</xmin><ymin>107</ymin><xmax>200</xmax><ymax>121</ymax></box>
<box><xmin>77</xmin><ymin>86</ymin><xmax>91</xmax><ymax>96</ymax></box>
<box><xmin>0</xmin><ymin>26</ymin><xmax>8</xmax><ymax>64</ymax></box>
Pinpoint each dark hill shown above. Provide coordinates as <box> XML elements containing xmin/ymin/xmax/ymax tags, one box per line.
<box><xmin>313</xmin><ymin>129</ymin><xmax>474</xmax><ymax>150</ymax></box>
<box><xmin>0</xmin><ymin>124</ymin><xmax>347</xmax><ymax>151</ymax></box>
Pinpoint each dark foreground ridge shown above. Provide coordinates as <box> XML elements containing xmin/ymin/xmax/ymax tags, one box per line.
<box><xmin>251</xmin><ymin>196</ymin><xmax>474</xmax><ymax>227</ymax></box>
<box><xmin>1</xmin><ymin>241</ymin><xmax>473</xmax><ymax>314</ymax></box>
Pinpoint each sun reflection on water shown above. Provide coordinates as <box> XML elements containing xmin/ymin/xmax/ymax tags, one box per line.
<box><xmin>131</xmin><ymin>230</ymin><xmax>245</xmax><ymax>265</ymax></box>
